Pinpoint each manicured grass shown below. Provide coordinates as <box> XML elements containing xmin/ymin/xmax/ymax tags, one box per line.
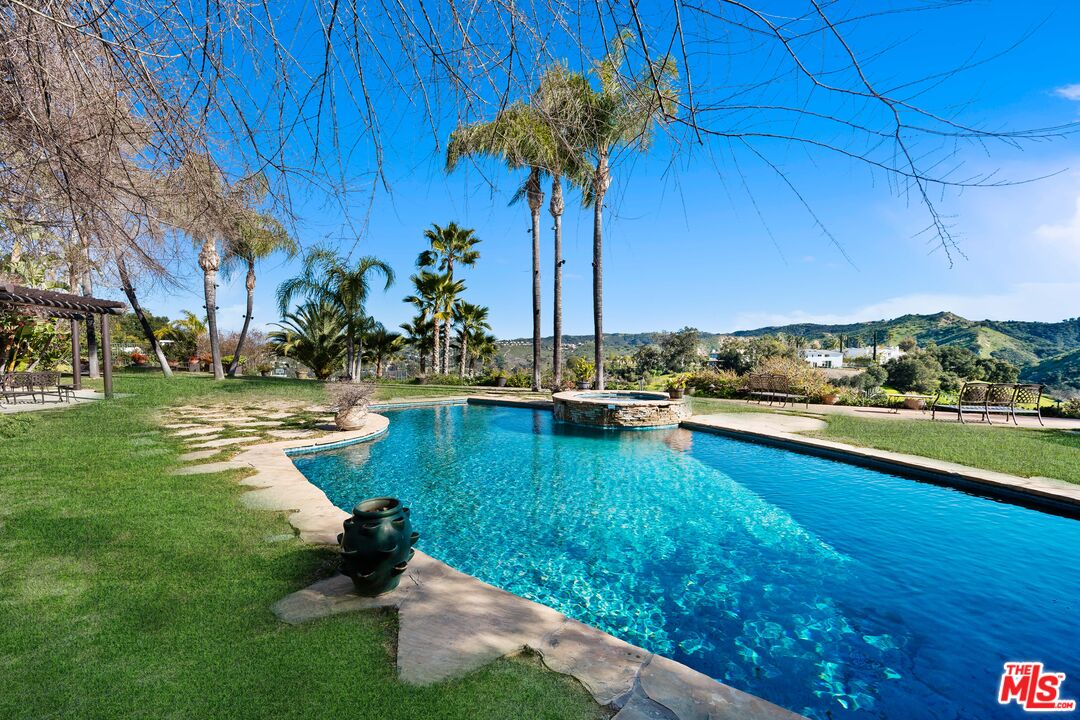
<box><xmin>810</xmin><ymin>415</ymin><xmax>1080</xmax><ymax>484</ymax></box>
<box><xmin>0</xmin><ymin>373</ymin><xmax>602</xmax><ymax>720</ymax></box>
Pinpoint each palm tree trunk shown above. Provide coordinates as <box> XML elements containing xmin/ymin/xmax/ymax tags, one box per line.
<box><xmin>527</xmin><ymin>167</ymin><xmax>544</xmax><ymax>392</ymax></box>
<box><xmin>443</xmin><ymin>321</ymin><xmax>452</xmax><ymax>376</ymax></box>
<box><xmin>459</xmin><ymin>333</ymin><xmax>467</xmax><ymax>377</ymax></box>
<box><xmin>345</xmin><ymin>326</ymin><xmax>355</xmax><ymax>380</ymax></box>
<box><xmin>592</xmin><ymin>155</ymin><xmax>609</xmax><ymax>391</ymax></box>
<box><xmin>432</xmin><ymin>320</ymin><xmax>441</xmax><ymax>375</ymax></box>
<box><xmin>550</xmin><ymin>176</ymin><xmax>564</xmax><ymax>389</ymax></box>
<box><xmin>198</xmin><ymin>235</ymin><xmax>225</xmax><ymax>380</ymax></box>
<box><xmin>227</xmin><ymin>262</ymin><xmax>256</xmax><ymax>377</ymax></box>
<box><xmin>116</xmin><ymin>256</ymin><xmax>172</xmax><ymax>378</ymax></box>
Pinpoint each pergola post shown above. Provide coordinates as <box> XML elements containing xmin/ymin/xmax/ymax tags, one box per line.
<box><xmin>70</xmin><ymin>318</ymin><xmax>82</xmax><ymax>391</ymax></box>
<box><xmin>100</xmin><ymin>313</ymin><xmax>113</xmax><ymax>398</ymax></box>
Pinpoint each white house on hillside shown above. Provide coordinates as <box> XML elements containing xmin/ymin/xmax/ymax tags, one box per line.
<box><xmin>844</xmin><ymin>345</ymin><xmax>904</xmax><ymax>363</ymax></box>
<box><xmin>799</xmin><ymin>349</ymin><xmax>844</xmax><ymax>368</ymax></box>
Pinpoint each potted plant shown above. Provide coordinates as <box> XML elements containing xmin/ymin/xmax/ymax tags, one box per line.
<box><xmin>667</xmin><ymin>373</ymin><xmax>688</xmax><ymax>399</ymax></box>
<box><xmin>187</xmin><ymin>356</ymin><xmax>200</xmax><ymax>372</ymax></box>
<box><xmin>493</xmin><ymin>370</ymin><xmax>508</xmax><ymax>387</ymax></box>
<box><xmin>329</xmin><ymin>383</ymin><xmax>375</xmax><ymax>430</ymax></box>
<box><xmin>294</xmin><ymin>369</ymin><xmax>309</xmax><ymax>380</ymax></box>
<box><xmin>130</xmin><ymin>350</ymin><xmax>149</xmax><ymax>367</ymax></box>
<box><xmin>820</xmin><ymin>385</ymin><xmax>839</xmax><ymax>405</ymax></box>
<box><xmin>568</xmin><ymin>356</ymin><xmax>595</xmax><ymax>390</ymax></box>
<box><xmin>256</xmin><ymin>362</ymin><xmax>273</xmax><ymax>377</ymax></box>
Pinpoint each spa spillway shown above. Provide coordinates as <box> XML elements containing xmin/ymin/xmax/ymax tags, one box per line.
<box><xmin>552</xmin><ymin>390</ymin><xmax>691</xmax><ymax>428</ymax></box>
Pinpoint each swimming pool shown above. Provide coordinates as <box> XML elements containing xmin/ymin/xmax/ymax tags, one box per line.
<box><xmin>293</xmin><ymin>404</ymin><xmax>1080</xmax><ymax>719</ymax></box>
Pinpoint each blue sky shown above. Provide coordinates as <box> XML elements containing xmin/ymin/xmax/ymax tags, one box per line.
<box><xmin>141</xmin><ymin>1</ymin><xmax>1080</xmax><ymax>339</ymax></box>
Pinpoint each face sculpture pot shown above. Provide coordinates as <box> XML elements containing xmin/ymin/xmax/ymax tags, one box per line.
<box><xmin>337</xmin><ymin>497</ymin><xmax>420</xmax><ymax>596</ymax></box>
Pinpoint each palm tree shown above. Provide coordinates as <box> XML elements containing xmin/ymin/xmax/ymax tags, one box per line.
<box><xmin>471</xmin><ymin>333</ymin><xmax>498</xmax><ymax>375</ymax></box>
<box><xmin>452</xmin><ymin>301</ymin><xmax>491</xmax><ymax>377</ymax></box>
<box><xmin>446</xmin><ymin>105</ymin><xmax>554</xmax><ymax>391</ymax></box>
<box><xmin>363</xmin><ymin>323</ymin><xmax>404</xmax><ymax>379</ymax></box>
<box><xmin>221</xmin><ymin>202</ymin><xmax>297</xmax><ymax>377</ymax></box>
<box><xmin>399</xmin><ymin>315</ymin><xmax>434</xmax><ymax>375</ymax></box>
<box><xmin>417</xmin><ymin>222</ymin><xmax>481</xmax><ymax>278</ymax></box>
<box><xmin>562</xmin><ymin>40</ymin><xmax>677</xmax><ymax>389</ymax></box>
<box><xmin>277</xmin><ymin>248</ymin><xmax>394</xmax><ymax>380</ymax></box>
<box><xmin>404</xmin><ymin>271</ymin><xmax>464</xmax><ymax>375</ymax></box>
<box><xmin>156</xmin><ymin>310</ymin><xmax>206</xmax><ymax>363</ymax></box>
<box><xmin>167</xmin><ymin>155</ymin><xmax>277</xmax><ymax>380</ymax></box>
<box><xmin>268</xmin><ymin>300</ymin><xmax>346</xmax><ymax>380</ymax></box>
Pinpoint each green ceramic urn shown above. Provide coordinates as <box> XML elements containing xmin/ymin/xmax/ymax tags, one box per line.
<box><xmin>337</xmin><ymin>497</ymin><xmax>420</xmax><ymax>596</ymax></box>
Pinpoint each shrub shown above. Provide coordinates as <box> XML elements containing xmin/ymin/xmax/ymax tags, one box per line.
<box><xmin>1053</xmin><ymin>398</ymin><xmax>1080</xmax><ymax>419</ymax></box>
<box><xmin>328</xmin><ymin>383</ymin><xmax>374</xmax><ymax>411</ymax></box>
<box><xmin>885</xmin><ymin>353</ymin><xmax>942</xmax><ymax>393</ymax></box>
<box><xmin>683</xmin><ymin>368</ymin><xmax>741</xmax><ymax>398</ymax></box>
<box><xmin>505</xmin><ymin>370</ymin><xmax>532</xmax><ymax>388</ymax></box>
<box><xmin>753</xmin><ymin>356</ymin><xmax>831</xmax><ymax>398</ymax></box>
<box><xmin>567</xmin><ymin>356</ymin><xmax>595</xmax><ymax>384</ymax></box>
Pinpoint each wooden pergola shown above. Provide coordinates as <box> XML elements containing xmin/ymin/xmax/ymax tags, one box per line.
<box><xmin>0</xmin><ymin>283</ymin><xmax>127</xmax><ymax>398</ymax></box>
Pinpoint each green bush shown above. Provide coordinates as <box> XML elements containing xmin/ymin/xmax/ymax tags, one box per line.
<box><xmin>505</xmin><ymin>371</ymin><xmax>532</xmax><ymax>388</ymax></box>
<box><xmin>684</xmin><ymin>369</ymin><xmax>742</xmax><ymax>398</ymax></box>
<box><xmin>1051</xmin><ymin>398</ymin><xmax>1080</xmax><ymax>419</ymax></box>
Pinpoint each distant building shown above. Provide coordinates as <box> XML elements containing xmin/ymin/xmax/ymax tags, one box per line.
<box><xmin>844</xmin><ymin>346</ymin><xmax>904</xmax><ymax>363</ymax></box>
<box><xmin>799</xmin><ymin>349</ymin><xmax>844</xmax><ymax>368</ymax></box>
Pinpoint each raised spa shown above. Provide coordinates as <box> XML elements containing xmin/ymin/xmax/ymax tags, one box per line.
<box><xmin>552</xmin><ymin>389</ymin><xmax>691</xmax><ymax>428</ymax></box>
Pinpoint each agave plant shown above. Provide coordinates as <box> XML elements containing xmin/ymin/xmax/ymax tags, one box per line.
<box><xmin>268</xmin><ymin>300</ymin><xmax>346</xmax><ymax>380</ymax></box>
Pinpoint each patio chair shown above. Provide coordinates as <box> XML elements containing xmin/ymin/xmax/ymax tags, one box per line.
<box><xmin>931</xmin><ymin>381</ymin><xmax>990</xmax><ymax>423</ymax></box>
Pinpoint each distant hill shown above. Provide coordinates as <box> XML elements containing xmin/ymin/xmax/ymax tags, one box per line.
<box><xmin>499</xmin><ymin>312</ymin><xmax>1080</xmax><ymax>395</ymax></box>
<box><xmin>730</xmin><ymin>311</ymin><xmax>1080</xmax><ymax>367</ymax></box>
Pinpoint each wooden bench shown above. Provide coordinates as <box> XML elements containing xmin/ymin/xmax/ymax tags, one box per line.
<box><xmin>745</xmin><ymin>373</ymin><xmax>809</xmax><ymax>408</ymax></box>
<box><xmin>931</xmin><ymin>381</ymin><xmax>1044</xmax><ymax>426</ymax></box>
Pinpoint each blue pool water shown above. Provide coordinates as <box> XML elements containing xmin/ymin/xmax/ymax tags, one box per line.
<box><xmin>293</xmin><ymin>405</ymin><xmax>1080</xmax><ymax>719</ymax></box>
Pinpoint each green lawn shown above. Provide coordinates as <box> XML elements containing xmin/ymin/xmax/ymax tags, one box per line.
<box><xmin>810</xmin><ymin>415</ymin><xmax>1080</xmax><ymax>484</ymax></box>
<box><xmin>0</xmin><ymin>373</ymin><xmax>601</xmax><ymax>720</ymax></box>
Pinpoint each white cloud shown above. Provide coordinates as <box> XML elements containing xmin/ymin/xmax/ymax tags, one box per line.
<box><xmin>1035</xmin><ymin>196</ymin><xmax>1080</xmax><ymax>268</ymax></box>
<box><xmin>1054</xmin><ymin>83</ymin><xmax>1080</xmax><ymax>101</ymax></box>
<box><xmin>730</xmin><ymin>281</ymin><xmax>1080</xmax><ymax>330</ymax></box>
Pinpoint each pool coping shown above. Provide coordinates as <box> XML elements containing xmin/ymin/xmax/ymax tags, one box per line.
<box><xmin>197</xmin><ymin>401</ymin><xmax>804</xmax><ymax>720</ymax></box>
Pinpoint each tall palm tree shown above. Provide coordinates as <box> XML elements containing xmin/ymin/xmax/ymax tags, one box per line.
<box><xmin>452</xmin><ymin>301</ymin><xmax>491</xmax><ymax>377</ymax></box>
<box><xmin>363</xmin><ymin>323</ymin><xmax>404</xmax><ymax>379</ymax></box>
<box><xmin>567</xmin><ymin>39</ymin><xmax>677</xmax><ymax>389</ymax></box>
<box><xmin>417</xmin><ymin>222</ymin><xmax>481</xmax><ymax>278</ymax></box>
<box><xmin>471</xmin><ymin>333</ymin><xmax>498</xmax><ymax>375</ymax></box>
<box><xmin>167</xmin><ymin>154</ymin><xmax>276</xmax><ymax>380</ymax></box>
<box><xmin>267</xmin><ymin>300</ymin><xmax>346</xmax><ymax>380</ymax></box>
<box><xmin>221</xmin><ymin>204</ymin><xmax>297</xmax><ymax>377</ymax></box>
<box><xmin>277</xmin><ymin>248</ymin><xmax>394</xmax><ymax>380</ymax></box>
<box><xmin>447</xmin><ymin>105</ymin><xmax>554</xmax><ymax>391</ymax></box>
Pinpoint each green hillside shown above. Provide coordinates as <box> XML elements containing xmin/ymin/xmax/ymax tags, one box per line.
<box><xmin>1024</xmin><ymin>348</ymin><xmax>1080</xmax><ymax>397</ymax></box>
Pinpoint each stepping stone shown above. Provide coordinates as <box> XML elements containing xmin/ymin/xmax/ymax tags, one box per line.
<box><xmin>189</xmin><ymin>436</ymin><xmax>263</xmax><ymax>449</ymax></box>
<box><xmin>264</xmin><ymin>533</ymin><xmax>295</xmax><ymax>543</ymax></box>
<box><xmin>170</xmin><ymin>461</ymin><xmax>250</xmax><ymax>476</ymax></box>
<box><xmin>174</xmin><ymin>426</ymin><xmax>223</xmax><ymax>437</ymax></box>
<box><xmin>266</xmin><ymin>429</ymin><xmax>316</xmax><ymax>439</ymax></box>
<box><xmin>162</xmin><ymin>423</ymin><xmax>200</xmax><ymax>429</ymax></box>
<box><xmin>228</xmin><ymin>420</ymin><xmax>279</xmax><ymax>427</ymax></box>
<box><xmin>179</xmin><ymin>449</ymin><xmax>220</xmax><ymax>462</ymax></box>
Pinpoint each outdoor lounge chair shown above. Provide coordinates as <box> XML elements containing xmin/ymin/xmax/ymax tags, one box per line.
<box><xmin>746</xmin><ymin>373</ymin><xmax>809</xmax><ymax>408</ymax></box>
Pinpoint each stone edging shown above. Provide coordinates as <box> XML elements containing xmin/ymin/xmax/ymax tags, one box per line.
<box><xmin>179</xmin><ymin>402</ymin><xmax>803</xmax><ymax>720</ymax></box>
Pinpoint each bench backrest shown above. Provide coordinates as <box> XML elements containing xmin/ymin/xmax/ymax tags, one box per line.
<box><xmin>985</xmin><ymin>383</ymin><xmax>1017</xmax><ymax>406</ymax></box>
<box><xmin>957</xmin><ymin>382</ymin><xmax>990</xmax><ymax>404</ymax></box>
<box><xmin>1013</xmin><ymin>384</ymin><xmax>1043</xmax><ymax>408</ymax></box>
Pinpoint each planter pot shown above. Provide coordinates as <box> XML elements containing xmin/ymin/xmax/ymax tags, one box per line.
<box><xmin>576</xmin><ymin>381</ymin><xmax>591</xmax><ymax>390</ymax></box>
<box><xmin>903</xmin><ymin>397</ymin><xmax>926</xmax><ymax>411</ymax></box>
<box><xmin>668</xmin><ymin>388</ymin><xmax>684</xmax><ymax>399</ymax></box>
<box><xmin>335</xmin><ymin>405</ymin><xmax>368</xmax><ymax>431</ymax></box>
<box><xmin>295</xmin><ymin>371</ymin><xmax>308</xmax><ymax>380</ymax></box>
<box><xmin>338</xmin><ymin>497</ymin><xmax>420</xmax><ymax>596</ymax></box>
<box><xmin>495</xmin><ymin>377</ymin><xmax>508</xmax><ymax>387</ymax></box>
<box><xmin>821</xmin><ymin>393</ymin><xmax>839</xmax><ymax>405</ymax></box>
<box><xmin>187</xmin><ymin>361</ymin><xmax>200</xmax><ymax>372</ymax></box>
